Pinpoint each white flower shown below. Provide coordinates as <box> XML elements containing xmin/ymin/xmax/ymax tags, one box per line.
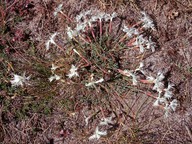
<box><xmin>122</xmin><ymin>70</ymin><xmax>138</xmax><ymax>85</ymax></box>
<box><xmin>118</xmin><ymin>69</ymin><xmax>138</xmax><ymax>85</ymax></box>
<box><xmin>76</xmin><ymin>13</ymin><xmax>84</xmax><ymax>22</ymax></box>
<box><xmin>67</xmin><ymin>65</ymin><xmax>79</xmax><ymax>78</ymax></box>
<box><xmin>84</xmin><ymin>115</ymin><xmax>91</xmax><ymax>126</ymax></box>
<box><xmin>153</xmin><ymin>96</ymin><xmax>167</xmax><ymax>107</ymax></box>
<box><xmin>133</xmin><ymin>35</ymin><xmax>146</xmax><ymax>53</ymax></box>
<box><xmin>46</xmin><ymin>32</ymin><xmax>58</xmax><ymax>50</ymax></box>
<box><xmin>146</xmin><ymin>36</ymin><xmax>156</xmax><ymax>52</ymax></box>
<box><xmin>45</xmin><ymin>41</ymin><xmax>51</xmax><ymax>51</ymax></box>
<box><xmin>75</xmin><ymin>10</ymin><xmax>91</xmax><ymax>22</ymax></box>
<box><xmin>90</xmin><ymin>15</ymin><xmax>98</xmax><ymax>22</ymax></box>
<box><xmin>139</xmin><ymin>62</ymin><xmax>144</xmax><ymax>69</ymax></box>
<box><xmin>164</xmin><ymin>83</ymin><xmax>174</xmax><ymax>99</ymax></box>
<box><xmin>156</xmin><ymin>72</ymin><xmax>165</xmax><ymax>81</ymax></box>
<box><xmin>89</xmin><ymin>126</ymin><xmax>107</xmax><ymax>140</ymax></box>
<box><xmin>67</xmin><ymin>27</ymin><xmax>73</xmax><ymax>39</ymax></box>
<box><xmin>164</xmin><ymin>99</ymin><xmax>178</xmax><ymax>117</ymax></box>
<box><xmin>169</xmin><ymin>99</ymin><xmax>178</xmax><ymax>112</ymax></box>
<box><xmin>99</xmin><ymin>116</ymin><xmax>113</xmax><ymax>126</ymax></box>
<box><xmin>140</xmin><ymin>11</ymin><xmax>155</xmax><ymax>30</ymax></box>
<box><xmin>135</xmin><ymin>62</ymin><xmax>145</xmax><ymax>75</ymax></box>
<box><xmin>49</xmin><ymin>74</ymin><xmax>61</xmax><ymax>82</ymax></box>
<box><xmin>111</xmin><ymin>12</ymin><xmax>117</xmax><ymax>21</ymax></box>
<box><xmin>67</xmin><ymin>27</ymin><xmax>77</xmax><ymax>39</ymax></box>
<box><xmin>153</xmin><ymin>99</ymin><xmax>159</xmax><ymax>106</ymax></box>
<box><xmin>131</xmin><ymin>73</ymin><xmax>138</xmax><ymax>85</ymax></box>
<box><xmin>105</xmin><ymin>12</ymin><xmax>117</xmax><ymax>21</ymax></box>
<box><xmin>85</xmin><ymin>78</ymin><xmax>104</xmax><ymax>87</ymax></box>
<box><xmin>104</xmin><ymin>13</ymin><xmax>111</xmax><ymax>21</ymax></box>
<box><xmin>98</xmin><ymin>12</ymin><xmax>105</xmax><ymax>21</ymax></box>
<box><xmin>144</xmin><ymin>75</ymin><xmax>155</xmax><ymax>83</ymax></box>
<box><xmin>153</xmin><ymin>81</ymin><xmax>164</xmax><ymax>93</ymax></box>
<box><xmin>53</xmin><ymin>4</ymin><xmax>63</xmax><ymax>16</ymax></box>
<box><xmin>122</xmin><ymin>25</ymin><xmax>139</xmax><ymax>38</ymax></box>
<box><xmin>75</xmin><ymin>22</ymin><xmax>86</xmax><ymax>32</ymax></box>
<box><xmin>164</xmin><ymin>104</ymin><xmax>171</xmax><ymax>118</ymax></box>
<box><xmin>51</xmin><ymin>63</ymin><xmax>59</xmax><ymax>72</ymax></box>
<box><xmin>50</xmin><ymin>32</ymin><xmax>58</xmax><ymax>45</ymax></box>
<box><xmin>10</xmin><ymin>73</ymin><xmax>30</xmax><ymax>87</ymax></box>
<box><xmin>153</xmin><ymin>72</ymin><xmax>165</xmax><ymax>93</ymax></box>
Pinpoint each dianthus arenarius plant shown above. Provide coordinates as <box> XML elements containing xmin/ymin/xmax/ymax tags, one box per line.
<box><xmin>44</xmin><ymin>5</ymin><xmax>179</xmax><ymax>123</ymax></box>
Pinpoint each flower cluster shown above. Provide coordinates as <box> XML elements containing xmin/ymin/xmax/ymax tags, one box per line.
<box><xmin>89</xmin><ymin>114</ymin><xmax>115</xmax><ymax>140</ymax></box>
<box><xmin>122</xmin><ymin>12</ymin><xmax>156</xmax><ymax>53</ymax></box>
<box><xmin>49</xmin><ymin>63</ymin><xmax>61</xmax><ymax>82</ymax></box>
<box><xmin>45</xmin><ymin>5</ymin><xmax>180</xmax><ymax>118</ymax></box>
<box><xmin>153</xmin><ymin>82</ymin><xmax>178</xmax><ymax>117</ymax></box>
<box><xmin>140</xmin><ymin>11</ymin><xmax>155</xmax><ymax>30</ymax></box>
<box><xmin>133</xmin><ymin>35</ymin><xmax>156</xmax><ymax>53</ymax></box>
<box><xmin>145</xmin><ymin>73</ymin><xmax>179</xmax><ymax>117</ymax></box>
<box><xmin>66</xmin><ymin>9</ymin><xmax>117</xmax><ymax>40</ymax></box>
<box><xmin>48</xmin><ymin>63</ymin><xmax>79</xmax><ymax>82</ymax></box>
<box><xmin>118</xmin><ymin>63</ymin><xmax>179</xmax><ymax>117</ymax></box>
<box><xmin>63</xmin><ymin>6</ymin><xmax>177</xmax><ymax>118</ymax></box>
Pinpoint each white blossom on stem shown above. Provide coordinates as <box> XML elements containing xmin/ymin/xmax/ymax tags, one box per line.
<box><xmin>89</xmin><ymin>126</ymin><xmax>107</xmax><ymax>140</ymax></box>
<box><xmin>153</xmin><ymin>95</ymin><xmax>167</xmax><ymax>107</ymax></box>
<box><xmin>133</xmin><ymin>35</ymin><xmax>146</xmax><ymax>53</ymax></box>
<box><xmin>169</xmin><ymin>99</ymin><xmax>178</xmax><ymax>112</ymax></box>
<box><xmin>67</xmin><ymin>65</ymin><xmax>79</xmax><ymax>79</ymax></box>
<box><xmin>147</xmin><ymin>76</ymin><xmax>155</xmax><ymax>82</ymax></box>
<box><xmin>85</xmin><ymin>78</ymin><xmax>104</xmax><ymax>87</ymax></box>
<box><xmin>146</xmin><ymin>36</ymin><xmax>156</xmax><ymax>52</ymax></box>
<box><xmin>99</xmin><ymin>116</ymin><xmax>114</xmax><ymax>126</ymax></box>
<box><xmin>75</xmin><ymin>22</ymin><xmax>86</xmax><ymax>33</ymax></box>
<box><xmin>153</xmin><ymin>72</ymin><xmax>165</xmax><ymax>93</ymax></box>
<box><xmin>110</xmin><ymin>12</ymin><xmax>117</xmax><ymax>21</ymax></box>
<box><xmin>51</xmin><ymin>63</ymin><xmax>59</xmax><ymax>72</ymax></box>
<box><xmin>10</xmin><ymin>73</ymin><xmax>31</xmax><ymax>87</ymax></box>
<box><xmin>164</xmin><ymin>104</ymin><xmax>171</xmax><ymax>117</ymax></box>
<box><xmin>119</xmin><ymin>69</ymin><xmax>138</xmax><ymax>85</ymax></box>
<box><xmin>164</xmin><ymin>83</ymin><xmax>174</xmax><ymax>99</ymax></box>
<box><xmin>140</xmin><ymin>11</ymin><xmax>155</xmax><ymax>30</ymax></box>
<box><xmin>105</xmin><ymin>12</ymin><xmax>117</xmax><ymax>21</ymax></box>
<box><xmin>67</xmin><ymin>27</ymin><xmax>76</xmax><ymax>39</ymax></box>
<box><xmin>46</xmin><ymin>32</ymin><xmax>58</xmax><ymax>50</ymax></box>
<box><xmin>164</xmin><ymin>99</ymin><xmax>178</xmax><ymax>117</ymax></box>
<box><xmin>49</xmin><ymin>74</ymin><xmax>61</xmax><ymax>82</ymax></box>
<box><xmin>98</xmin><ymin>12</ymin><xmax>105</xmax><ymax>22</ymax></box>
<box><xmin>135</xmin><ymin>62</ymin><xmax>145</xmax><ymax>75</ymax></box>
<box><xmin>122</xmin><ymin>25</ymin><xmax>139</xmax><ymax>38</ymax></box>
<box><xmin>53</xmin><ymin>4</ymin><xmax>63</xmax><ymax>16</ymax></box>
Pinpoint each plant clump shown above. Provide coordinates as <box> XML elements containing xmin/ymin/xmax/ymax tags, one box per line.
<box><xmin>41</xmin><ymin>5</ymin><xmax>180</xmax><ymax>140</ymax></box>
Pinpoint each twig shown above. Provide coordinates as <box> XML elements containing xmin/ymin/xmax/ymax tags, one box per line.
<box><xmin>5</xmin><ymin>0</ymin><xmax>18</xmax><ymax>12</ymax></box>
<box><xmin>185</xmin><ymin>125</ymin><xmax>192</xmax><ymax>141</ymax></box>
<box><xmin>60</xmin><ymin>11</ymin><xmax>73</xmax><ymax>22</ymax></box>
